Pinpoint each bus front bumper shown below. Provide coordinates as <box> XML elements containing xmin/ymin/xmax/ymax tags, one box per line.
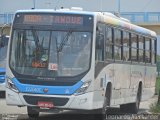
<box><xmin>6</xmin><ymin>88</ymin><xmax>94</xmax><ymax>110</ymax></box>
<box><xmin>0</xmin><ymin>82</ymin><xmax>5</xmax><ymax>91</ymax></box>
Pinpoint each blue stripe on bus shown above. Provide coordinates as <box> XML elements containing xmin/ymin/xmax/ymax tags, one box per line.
<box><xmin>0</xmin><ymin>68</ymin><xmax>5</xmax><ymax>73</ymax></box>
<box><xmin>12</xmin><ymin>78</ymin><xmax>83</xmax><ymax>95</ymax></box>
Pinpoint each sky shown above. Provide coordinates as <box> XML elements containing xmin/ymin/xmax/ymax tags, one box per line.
<box><xmin>1</xmin><ymin>0</ymin><xmax>160</xmax><ymax>13</ymax></box>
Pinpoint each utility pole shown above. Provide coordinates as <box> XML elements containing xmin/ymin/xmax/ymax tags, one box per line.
<box><xmin>100</xmin><ymin>0</ymin><xmax>103</xmax><ymax>11</ymax></box>
<box><xmin>33</xmin><ymin>0</ymin><xmax>36</xmax><ymax>9</ymax></box>
<box><xmin>118</xmin><ymin>0</ymin><xmax>121</xmax><ymax>14</ymax></box>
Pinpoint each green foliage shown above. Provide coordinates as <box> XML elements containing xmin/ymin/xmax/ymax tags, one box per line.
<box><xmin>157</xmin><ymin>55</ymin><xmax>160</xmax><ymax>62</ymax></box>
<box><xmin>150</xmin><ymin>77</ymin><xmax>160</xmax><ymax>113</ymax></box>
<box><xmin>157</xmin><ymin>55</ymin><xmax>160</xmax><ymax>73</ymax></box>
<box><xmin>150</xmin><ymin>103</ymin><xmax>160</xmax><ymax>113</ymax></box>
<box><xmin>155</xmin><ymin>77</ymin><xmax>160</xmax><ymax>95</ymax></box>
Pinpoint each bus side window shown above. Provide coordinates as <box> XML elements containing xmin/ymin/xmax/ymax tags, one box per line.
<box><xmin>96</xmin><ymin>29</ymin><xmax>104</xmax><ymax>61</ymax></box>
<box><xmin>123</xmin><ymin>31</ymin><xmax>130</xmax><ymax>61</ymax></box>
<box><xmin>105</xmin><ymin>27</ymin><xmax>113</xmax><ymax>60</ymax></box>
<box><xmin>96</xmin><ymin>33</ymin><xmax>104</xmax><ymax>49</ymax></box>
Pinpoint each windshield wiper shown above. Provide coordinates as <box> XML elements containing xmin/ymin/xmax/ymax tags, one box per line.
<box><xmin>57</xmin><ymin>31</ymin><xmax>72</xmax><ymax>52</ymax></box>
<box><xmin>32</xmin><ymin>29</ymin><xmax>40</xmax><ymax>48</ymax></box>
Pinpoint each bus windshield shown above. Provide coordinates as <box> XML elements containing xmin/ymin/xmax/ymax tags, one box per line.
<box><xmin>9</xmin><ymin>29</ymin><xmax>92</xmax><ymax>77</ymax></box>
<box><xmin>0</xmin><ymin>36</ymin><xmax>9</xmax><ymax>68</ymax></box>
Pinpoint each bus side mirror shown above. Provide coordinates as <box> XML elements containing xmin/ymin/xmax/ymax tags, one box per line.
<box><xmin>96</xmin><ymin>33</ymin><xmax>104</xmax><ymax>49</ymax></box>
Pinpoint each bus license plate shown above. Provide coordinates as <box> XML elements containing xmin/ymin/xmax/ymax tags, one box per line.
<box><xmin>37</xmin><ymin>101</ymin><xmax>54</xmax><ymax>108</ymax></box>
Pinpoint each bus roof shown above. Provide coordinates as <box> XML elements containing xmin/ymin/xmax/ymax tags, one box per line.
<box><xmin>15</xmin><ymin>9</ymin><xmax>94</xmax><ymax>16</ymax></box>
<box><xmin>15</xmin><ymin>9</ymin><xmax>156</xmax><ymax>38</ymax></box>
<box><xmin>96</xmin><ymin>12</ymin><xmax>156</xmax><ymax>38</ymax></box>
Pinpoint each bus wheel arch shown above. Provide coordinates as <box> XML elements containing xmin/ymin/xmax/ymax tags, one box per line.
<box><xmin>135</xmin><ymin>81</ymin><xmax>143</xmax><ymax>111</ymax></box>
<box><xmin>120</xmin><ymin>81</ymin><xmax>142</xmax><ymax>113</ymax></box>
<box><xmin>105</xmin><ymin>82</ymin><xmax>112</xmax><ymax>106</ymax></box>
<box><xmin>130</xmin><ymin>81</ymin><xmax>142</xmax><ymax>113</ymax></box>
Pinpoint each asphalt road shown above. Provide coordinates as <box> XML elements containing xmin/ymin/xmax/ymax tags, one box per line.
<box><xmin>0</xmin><ymin>96</ymin><xmax>158</xmax><ymax>120</ymax></box>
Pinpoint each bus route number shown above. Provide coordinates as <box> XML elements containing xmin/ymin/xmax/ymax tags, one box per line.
<box><xmin>48</xmin><ymin>63</ymin><xmax>58</xmax><ymax>71</ymax></box>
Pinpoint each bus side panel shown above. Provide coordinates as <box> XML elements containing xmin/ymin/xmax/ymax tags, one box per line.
<box><xmin>93</xmin><ymin>63</ymin><xmax>156</xmax><ymax>108</ymax></box>
<box><xmin>141</xmin><ymin>66</ymin><xmax>156</xmax><ymax>101</ymax></box>
<box><xmin>144</xmin><ymin>66</ymin><xmax>156</xmax><ymax>88</ymax></box>
<box><xmin>93</xmin><ymin>64</ymin><xmax>114</xmax><ymax>109</ymax></box>
<box><xmin>93</xmin><ymin>63</ymin><xmax>135</xmax><ymax>107</ymax></box>
<box><xmin>113</xmin><ymin>63</ymin><xmax>131</xmax><ymax>89</ymax></box>
<box><xmin>130</xmin><ymin>64</ymin><xmax>144</xmax><ymax>89</ymax></box>
<box><xmin>112</xmin><ymin>63</ymin><xmax>135</xmax><ymax>105</ymax></box>
<box><xmin>150</xmin><ymin>66</ymin><xmax>157</xmax><ymax>87</ymax></box>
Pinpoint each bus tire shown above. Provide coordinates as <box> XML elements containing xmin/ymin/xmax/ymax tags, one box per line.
<box><xmin>27</xmin><ymin>106</ymin><xmax>39</xmax><ymax>119</ymax></box>
<box><xmin>101</xmin><ymin>84</ymin><xmax>111</xmax><ymax>120</ymax></box>
<box><xmin>0</xmin><ymin>91</ymin><xmax>5</xmax><ymax>98</ymax></box>
<box><xmin>131</xmin><ymin>86</ymin><xmax>141</xmax><ymax>113</ymax></box>
<box><xmin>120</xmin><ymin>86</ymin><xmax>141</xmax><ymax>114</ymax></box>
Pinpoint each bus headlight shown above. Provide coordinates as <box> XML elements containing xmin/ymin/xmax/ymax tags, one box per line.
<box><xmin>74</xmin><ymin>81</ymin><xmax>91</xmax><ymax>95</ymax></box>
<box><xmin>6</xmin><ymin>77</ymin><xmax>19</xmax><ymax>93</ymax></box>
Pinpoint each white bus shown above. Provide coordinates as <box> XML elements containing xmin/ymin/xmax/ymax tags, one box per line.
<box><xmin>6</xmin><ymin>8</ymin><xmax>157</xmax><ymax>119</ymax></box>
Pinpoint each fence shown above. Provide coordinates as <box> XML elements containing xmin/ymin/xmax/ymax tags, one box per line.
<box><xmin>121</xmin><ymin>12</ymin><xmax>160</xmax><ymax>24</ymax></box>
<box><xmin>1</xmin><ymin>12</ymin><xmax>160</xmax><ymax>25</ymax></box>
<box><xmin>0</xmin><ymin>14</ymin><xmax>14</xmax><ymax>25</ymax></box>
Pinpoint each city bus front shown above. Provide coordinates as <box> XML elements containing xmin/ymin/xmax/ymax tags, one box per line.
<box><xmin>6</xmin><ymin>10</ymin><xmax>96</xmax><ymax>112</ymax></box>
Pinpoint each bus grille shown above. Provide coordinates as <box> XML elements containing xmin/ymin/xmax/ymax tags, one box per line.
<box><xmin>0</xmin><ymin>72</ymin><xmax>5</xmax><ymax>75</ymax></box>
<box><xmin>23</xmin><ymin>95</ymin><xmax>69</xmax><ymax>106</ymax></box>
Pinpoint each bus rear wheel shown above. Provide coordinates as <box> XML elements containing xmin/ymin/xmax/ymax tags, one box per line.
<box><xmin>27</xmin><ymin>106</ymin><xmax>39</xmax><ymax>119</ymax></box>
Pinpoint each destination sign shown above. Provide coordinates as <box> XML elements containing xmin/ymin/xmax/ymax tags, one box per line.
<box><xmin>14</xmin><ymin>13</ymin><xmax>93</xmax><ymax>31</ymax></box>
<box><xmin>23</xmin><ymin>14</ymin><xmax>83</xmax><ymax>25</ymax></box>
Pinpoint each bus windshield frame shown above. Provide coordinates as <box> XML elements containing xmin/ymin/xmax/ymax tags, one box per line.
<box><xmin>9</xmin><ymin>13</ymin><xmax>93</xmax><ymax>81</ymax></box>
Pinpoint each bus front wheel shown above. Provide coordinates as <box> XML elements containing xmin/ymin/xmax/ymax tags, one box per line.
<box><xmin>27</xmin><ymin>106</ymin><xmax>39</xmax><ymax>119</ymax></box>
<box><xmin>102</xmin><ymin>85</ymin><xmax>111</xmax><ymax>120</ymax></box>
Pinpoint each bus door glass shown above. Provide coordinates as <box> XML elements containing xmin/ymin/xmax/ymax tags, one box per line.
<box><xmin>95</xmin><ymin>23</ymin><xmax>105</xmax><ymax>61</ymax></box>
